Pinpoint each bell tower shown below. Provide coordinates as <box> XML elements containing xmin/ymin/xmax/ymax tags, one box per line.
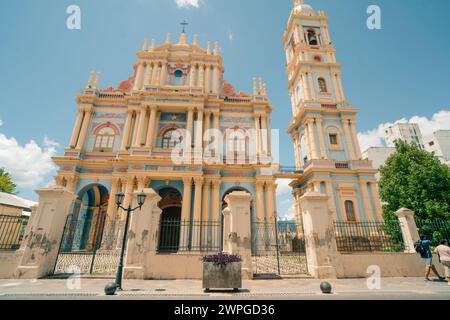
<box><xmin>283</xmin><ymin>1</ymin><xmax>384</xmax><ymax>222</ymax></box>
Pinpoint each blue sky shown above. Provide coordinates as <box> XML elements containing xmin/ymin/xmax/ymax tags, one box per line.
<box><xmin>0</xmin><ymin>0</ymin><xmax>449</xmax><ymax>218</ymax></box>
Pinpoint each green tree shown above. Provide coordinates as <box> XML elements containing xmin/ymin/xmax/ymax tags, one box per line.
<box><xmin>0</xmin><ymin>168</ymin><xmax>16</xmax><ymax>194</ymax></box>
<box><xmin>379</xmin><ymin>140</ymin><xmax>450</xmax><ymax>224</ymax></box>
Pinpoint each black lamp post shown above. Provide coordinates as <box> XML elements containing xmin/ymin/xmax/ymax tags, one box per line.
<box><xmin>112</xmin><ymin>191</ymin><xmax>146</xmax><ymax>291</ymax></box>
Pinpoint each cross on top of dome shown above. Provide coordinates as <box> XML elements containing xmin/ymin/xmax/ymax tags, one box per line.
<box><xmin>180</xmin><ymin>20</ymin><xmax>188</xmax><ymax>34</ymax></box>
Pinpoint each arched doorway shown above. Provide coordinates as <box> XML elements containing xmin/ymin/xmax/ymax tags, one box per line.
<box><xmin>62</xmin><ymin>184</ymin><xmax>109</xmax><ymax>252</ymax></box>
<box><xmin>157</xmin><ymin>187</ymin><xmax>182</xmax><ymax>253</ymax></box>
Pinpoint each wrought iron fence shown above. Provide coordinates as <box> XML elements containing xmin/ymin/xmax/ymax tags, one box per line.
<box><xmin>416</xmin><ymin>219</ymin><xmax>450</xmax><ymax>246</ymax></box>
<box><xmin>252</xmin><ymin>222</ymin><xmax>306</xmax><ymax>255</ymax></box>
<box><xmin>0</xmin><ymin>214</ymin><xmax>29</xmax><ymax>250</ymax></box>
<box><xmin>157</xmin><ymin>220</ymin><xmax>221</xmax><ymax>253</ymax></box>
<box><xmin>54</xmin><ymin>219</ymin><xmax>125</xmax><ymax>275</ymax></box>
<box><xmin>252</xmin><ymin>222</ymin><xmax>308</xmax><ymax>276</ymax></box>
<box><xmin>333</xmin><ymin>220</ymin><xmax>405</xmax><ymax>253</ymax></box>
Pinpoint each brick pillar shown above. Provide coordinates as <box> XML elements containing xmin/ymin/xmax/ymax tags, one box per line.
<box><xmin>299</xmin><ymin>191</ymin><xmax>341</xmax><ymax>279</ymax></box>
<box><xmin>16</xmin><ymin>187</ymin><xmax>77</xmax><ymax>279</ymax></box>
<box><xmin>395</xmin><ymin>208</ymin><xmax>420</xmax><ymax>253</ymax></box>
<box><xmin>123</xmin><ymin>188</ymin><xmax>162</xmax><ymax>279</ymax></box>
<box><xmin>223</xmin><ymin>191</ymin><xmax>253</xmax><ymax>279</ymax></box>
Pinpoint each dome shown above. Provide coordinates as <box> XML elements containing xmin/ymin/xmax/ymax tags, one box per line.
<box><xmin>294</xmin><ymin>4</ymin><xmax>313</xmax><ymax>13</ymax></box>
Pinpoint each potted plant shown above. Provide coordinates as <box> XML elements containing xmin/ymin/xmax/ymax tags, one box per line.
<box><xmin>202</xmin><ymin>252</ymin><xmax>242</xmax><ymax>292</ymax></box>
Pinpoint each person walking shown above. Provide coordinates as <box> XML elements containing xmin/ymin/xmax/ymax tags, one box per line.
<box><xmin>435</xmin><ymin>239</ymin><xmax>450</xmax><ymax>285</ymax></box>
<box><xmin>415</xmin><ymin>235</ymin><xmax>444</xmax><ymax>281</ymax></box>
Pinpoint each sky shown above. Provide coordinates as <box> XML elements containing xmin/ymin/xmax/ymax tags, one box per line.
<box><xmin>0</xmin><ymin>0</ymin><xmax>449</xmax><ymax>219</ymax></box>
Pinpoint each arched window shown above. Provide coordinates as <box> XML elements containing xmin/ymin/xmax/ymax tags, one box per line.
<box><xmin>173</xmin><ymin>69</ymin><xmax>183</xmax><ymax>86</ymax></box>
<box><xmin>345</xmin><ymin>200</ymin><xmax>356</xmax><ymax>222</ymax></box>
<box><xmin>94</xmin><ymin>127</ymin><xmax>115</xmax><ymax>151</ymax></box>
<box><xmin>329</xmin><ymin>133</ymin><xmax>338</xmax><ymax>145</ymax></box>
<box><xmin>224</xmin><ymin>127</ymin><xmax>250</xmax><ymax>164</ymax></box>
<box><xmin>307</xmin><ymin>29</ymin><xmax>318</xmax><ymax>45</ymax></box>
<box><xmin>161</xmin><ymin>129</ymin><xmax>183</xmax><ymax>149</ymax></box>
<box><xmin>318</xmin><ymin>78</ymin><xmax>328</xmax><ymax>93</ymax></box>
<box><xmin>327</xmin><ymin>126</ymin><xmax>342</xmax><ymax>150</ymax></box>
<box><xmin>313</xmin><ymin>55</ymin><xmax>322</xmax><ymax>62</ymax></box>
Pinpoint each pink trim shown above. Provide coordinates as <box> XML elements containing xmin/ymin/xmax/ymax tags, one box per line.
<box><xmin>93</xmin><ymin>122</ymin><xmax>120</xmax><ymax>135</ymax></box>
<box><xmin>159</xmin><ymin>125</ymin><xmax>183</xmax><ymax>138</ymax></box>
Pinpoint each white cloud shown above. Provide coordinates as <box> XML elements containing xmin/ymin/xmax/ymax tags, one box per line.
<box><xmin>228</xmin><ymin>32</ymin><xmax>234</xmax><ymax>42</ymax></box>
<box><xmin>407</xmin><ymin>110</ymin><xmax>450</xmax><ymax>137</ymax></box>
<box><xmin>282</xmin><ymin>202</ymin><xmax>296</xmax><ymax>221</ymax></box>
<box><xmin>276</xmin><ymin>179</ymin><xmax>292</xmax><ymax>196</ymax></box>
<box><xmin>175</xmin><ymin>0</ymin><xmax>201</xmax><ymax>9</ymax></box>
<box><xmin>43</xmin><ymin>135</ymin><xmax>60</xmax><ymax>148</ymax></box>
<box><xmin>358</xmin><ymin>110</ymin><xmax>450</xmax><ymax>152</ymax></box>
<box><xmin>0</xmin><ymin>129</ymin><xmax>58</xmax><ymax>189</ymax></box>
<box><xmin>358</xmin><ymin>127</ymin><xmax>386</xmax><ymax>152</ymax></box>
<box><xmin>0</xmin><ymin>119</ymin><xmax>3</xmax><ymax>127</ymax></box>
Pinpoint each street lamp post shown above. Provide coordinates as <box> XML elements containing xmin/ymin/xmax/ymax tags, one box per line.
<box><xmin>113</xmin><ymin>191</ymin><xmax>146</xmax><ymax>291</ymax></box>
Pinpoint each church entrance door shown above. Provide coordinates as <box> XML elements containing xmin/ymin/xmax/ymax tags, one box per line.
<box><xmin>158</xmin><ymin>207</ymin><xmax>182</xmax><ymax>253</ymax></box>
<box><xmin>52</xmin><ymin>184</ymin><xmax>122</xmax><ymax>276</ymax></box>
<box><xmin>156</xmin><ymin>187</ymin><xmax>183</xmax><ymax>253</ymax></box>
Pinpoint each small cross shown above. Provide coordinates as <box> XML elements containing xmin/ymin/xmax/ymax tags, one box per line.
<box><xmin>181</xmin><ymin>20</ymin><xmax>189</xmax><ymax>34</ymax></box>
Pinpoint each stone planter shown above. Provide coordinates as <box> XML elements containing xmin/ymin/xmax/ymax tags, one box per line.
<box><xmin>202</xmin><ymin>262</ymin><xmax>242</xmax><ymax>292</ymax></box>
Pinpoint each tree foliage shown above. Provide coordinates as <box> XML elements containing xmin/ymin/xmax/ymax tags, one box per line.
<box><xmin>0</xmin><ymin>168</ymin><xmax>17</xmax><ymax>194</ymax></box>
<box><xmin>379</xmin><ymin>140</ymin><xmax>450</xmax><ymax>224</ymax></box>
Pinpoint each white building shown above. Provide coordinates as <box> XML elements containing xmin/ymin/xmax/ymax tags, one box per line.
<box><xmin>362</xmin><ymin>147</ymin><xmax>396</xmax><ymax>180</ymax></box>
<box><xmin>424</xmin><ymin>130</ymin><xmax>450</xmax><ymax>166</ymax></box>
<box><xmin>384</xmin><ymin>123</ymin><xmax>424</xmax><ymax>149</ymax></box>
<box><xmin>0</xmin><ymin>192</ymin><xmax>37</xmax><ymax>216</ymax></box>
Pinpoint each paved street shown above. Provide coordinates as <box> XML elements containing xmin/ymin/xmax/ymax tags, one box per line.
<box><xmin>0</xmin><ymin>277</ymin><xmax>448</xmax><ymax>300</ymax></box>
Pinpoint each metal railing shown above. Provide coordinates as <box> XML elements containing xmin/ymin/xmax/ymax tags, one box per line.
<box><xmin>157</xmin><ymin>220</ymin><xmax>221</xmax><ymax>253</ymax></box>
<box><xmin>0</xmin><ymin>214</ymin><xmax>29</xmax><ymax>250</ymax></box>
<box><xmin>333</xmin><ymin>220</ymin><xmax>405</xmax><ymax>253</ymax></box>
<box><xmin>277</xmin><ymin>166</ymin><xmax>304</xmax><ymax>174</ymax></box>
<box><xmin>416</xmin><ymin>219</ymin><xmax>450</xmax><ymax>246</ymax></box>
<box><xmin>251</xmin><ymin>221</ymin><xmax>308</xmax><ymax>276</ymax></box>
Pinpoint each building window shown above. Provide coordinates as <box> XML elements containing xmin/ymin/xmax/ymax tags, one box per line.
<box><xmin>329</xmin><ymin>134</ymin><xmax>338</xmax><ymax>145</ymax></box>
<box><xmin>307</xmin><ymin>29</ymin><xmax>318</xmax><ymax>46</ymax></box>
<box><xmin>318</xmin><ymin>77</ymin><xmax>328</xmax><ymax>93</ymax></box>
<box><xmin>173</xmin><ymin>69</ymin><xmax>183</xmax><ymax>86</ymax></box>
<box><xmin>94</xmin><ymin>127</ymin><xmax>115</xmax><ymax>151</ymax></box>
<box><xmin>345</xmin><ymin>200</ymin><xmax>356</xmax><ymax>222</ymax></box>
<box><xmin>161</xmin><ymin>129</ymin><xmax>183</xmax><ymax>149</ymax></box>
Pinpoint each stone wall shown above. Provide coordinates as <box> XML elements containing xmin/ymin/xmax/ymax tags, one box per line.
<box><xmin>143</xmin><ymin>253</ymin><xmax>203</xmax><ymax>279</ymax></box>
<box><xmin>339</xmin><ymin>253</ymin><xmax>444</xmax><ymax>278</ymax></box>
<box><xmin>0</xmin><ymin>251</ymin><xmax>22</xmax><ymax>279</ymax></box>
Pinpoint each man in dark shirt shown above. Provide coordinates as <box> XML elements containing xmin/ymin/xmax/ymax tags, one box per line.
<box><xmin>419</xmin><ymin>235</ymin><xmax>444</xmax><ymax>281</ymax></box>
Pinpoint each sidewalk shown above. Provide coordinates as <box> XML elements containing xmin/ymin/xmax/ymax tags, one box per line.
<box><xmin>0</xmin><ymin>277</ymin><xmax>449</xmax><ymax>300</ymax></box>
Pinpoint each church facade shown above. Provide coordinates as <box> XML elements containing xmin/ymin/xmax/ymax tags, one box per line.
<box><xmin>284</xmin><ymin>1</ymin><xmax>383</xmax><ymax>224</ymax></box>
<box><xmin>14</xmin><ymin>1</ymin><xmax>387</xmax><ymax>279</ymax></box>
<box><xmin>52</xmin><ymin>32</ymin><xmax>277</xmax><ymax>255</ymax></box>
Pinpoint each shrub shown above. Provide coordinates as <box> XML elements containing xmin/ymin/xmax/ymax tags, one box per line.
<box><xmin>202</xmin><ymin>252</ymin><xmax>242</xmax><ymax>267</ymax></box>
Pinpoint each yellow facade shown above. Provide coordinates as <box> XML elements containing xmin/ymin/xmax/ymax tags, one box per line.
<box><xmin>53</xmin><ymin>33</ymin><xmax>278</xmax><ymax>253</ymax></box>
<box><xmin>283</xmin><ymin>2</ymin><xmax>383</xmax><ymax>223</ymax></box>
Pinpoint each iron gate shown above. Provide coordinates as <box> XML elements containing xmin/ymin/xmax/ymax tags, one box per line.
<box><xmin>53</xmin><ymin>218</ymin><xmax>124</xmax><ymax>276</ymax></box>
<box><xmin>252</xmin><ymin>220</ymin><xmax>308</xmax><ymax>277</ymax></box>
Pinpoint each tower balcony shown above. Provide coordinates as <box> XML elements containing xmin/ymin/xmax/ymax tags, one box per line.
<box><xmin>302</xmin><ymin>159</ymin><xmax>374</xmax><ymax>171</ymax></box>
